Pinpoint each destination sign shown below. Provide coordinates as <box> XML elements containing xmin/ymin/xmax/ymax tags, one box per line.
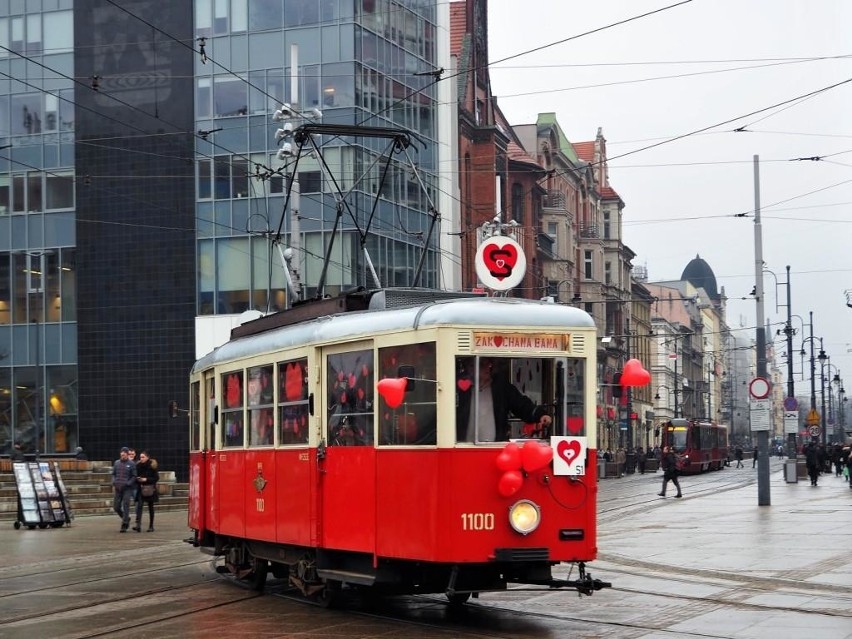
<box><xmin>473</xmin><ymin>332</ymin><xmax>568</xmax><ymax>352</ymax></box>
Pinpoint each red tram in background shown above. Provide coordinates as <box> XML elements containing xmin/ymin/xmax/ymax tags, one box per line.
<box><xmin>183</xmin><ymin>289</ymin><xmax>610</xmax><ymax>603</ymax></box>
<box><xmin>659</xmin><ymin>418</ymin><xmax>728</xmax><ymax>473</ymax></box>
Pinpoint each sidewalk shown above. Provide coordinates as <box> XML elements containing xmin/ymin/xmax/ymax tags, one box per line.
<box><xmin>593</xmin><ymin>461</ymin><xmax>852</xmax><ymax>639</ymax></box>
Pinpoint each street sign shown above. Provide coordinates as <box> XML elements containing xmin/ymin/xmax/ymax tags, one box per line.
<box><xmin>808</xmin><ymin>425</ymin><xmax>821</xmax><ymax>437</ymax></box>
<box><xmin>805</xmin><ymin>408</ymin><xmax>820</xmax><ymax>425</ymax></box>
<box><xmin>748</xmin><ymin>377</ymin><xmax>771</xmax><ymax>400</ymax></box>
<box><xmin>783</xmin><ymin>396</ymin><xmax>798</xmax><ymax>411</ymax></box>
<box><xmin>783</xmin><ymin>410</ymin><xmax>799</xmax><ymax>435</ymax></box>
<box><xmin>750</xmin><ymin>398</ymin><xmax>771</xmax><ymax>431</ymax></box>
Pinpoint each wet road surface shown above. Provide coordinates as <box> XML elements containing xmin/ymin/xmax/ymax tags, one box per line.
<box><xmin>1</xmin><ymin>458</ymin><xmax>850</xmax><ymax>639</ymax></box>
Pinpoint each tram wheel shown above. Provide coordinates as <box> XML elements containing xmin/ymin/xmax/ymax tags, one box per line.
<box><xmin>446</xmin><ymin>591</ymin><xmax>471</xmax><ymax>605</ymax></box>
<box><xmin>239</xmin><ymin>557</ymin><xmax>268</xmax><ymax>592</ymax></box>
<box><xmin>38</xmin><ymin>523</ymin><xmax>48</xmax><ymax>529</ymax></box>
<box><xmin>14</xmin><ymin>521</ymin><xmax>21</xmax><ymax>530</ymax></box>
<box><xmin>315</xmin><ymin>579</ymin><xmax>341</xmax><ymax>608</ymax></box>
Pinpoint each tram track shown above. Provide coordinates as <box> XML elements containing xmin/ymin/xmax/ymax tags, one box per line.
<box><xmin>0</xmin><ymin>565</ymin><xmax>225</xmax><ymax>627</ymax></box>
<box><xmin>0</xmin><ymin>557</ymin><xmax>211</xmax><ymax>600</ymax></box>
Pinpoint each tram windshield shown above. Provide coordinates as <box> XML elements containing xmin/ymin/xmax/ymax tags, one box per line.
<box><xmin>455</xmin><ymin>355</ymin><xmax>585</xmax><ymax>443</ymax></box>
<box><xmin>665</xmin><ymin>426</ymin><xmax>688</xmax><ymax>452</ymax></box>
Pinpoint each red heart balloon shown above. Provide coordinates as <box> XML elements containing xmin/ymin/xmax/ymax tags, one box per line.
<box><xmin>377</xmin><ymin>377</ymin><xmax>407</xmax><ymax>408</ymax></box>
<box><xmin>495</xmin><ymin>442</ymin><xmax>522</xmax><ymax>471</ymax></box>
<box><xmin>620</xmin><ymin>358</ymin><xmax>651</xmax><ymax>387</ymax></box>
<box><xmin>457</xmin><ymin>378</ymin><xmax>472</xmax><ymax>392</ymax></box>
<box><xmin>498</xmin><ymin>470</ymin><xmax>523</xmax><ymax>497</ymax></box>
<box><xmin>521</xmin><ymin>440</ymin><xmax>553</xmax><ymax>472</ymax></box>
<box><xmin>566</xmin><ymin>416</ymin><xmax>584</xmax><ymax>434</ymax></box>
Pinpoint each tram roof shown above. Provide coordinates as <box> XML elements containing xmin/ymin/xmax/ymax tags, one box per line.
<box><xmin>192</xmin><ymin>297</ymin><xmax>595</xmax><ymax>373</ymax></box>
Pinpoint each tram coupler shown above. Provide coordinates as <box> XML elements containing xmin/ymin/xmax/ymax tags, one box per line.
<box><xmin>550</xmin><ymin>562</ymin><xmax>612</xmax><ymax>596</ymax></box>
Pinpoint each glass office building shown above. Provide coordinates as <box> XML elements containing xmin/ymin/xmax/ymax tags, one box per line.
<box><xmin>0</xmin><ymin>0</ymin><xmax>443</xmax><ymax>479</ymax></box>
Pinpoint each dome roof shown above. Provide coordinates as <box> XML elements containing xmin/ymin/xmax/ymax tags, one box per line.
<box><xmin>680</xmin><ymin>254</ymin><xmax>719</xmax><ymax>301</ymax></box>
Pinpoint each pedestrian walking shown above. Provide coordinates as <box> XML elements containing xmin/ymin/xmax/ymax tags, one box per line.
<box><xmin>636</xmin><ymin>446</ymin><xmax>646</xmax><ymax>474</ymax></box>
<box><xmin>111</xmin><ymin>447</ymin><xmax>137</xmax><ymax>532</ymax></box>
<box><xmin>616</xmin><ymin>447</ymin><xmax>627</xmax><ymax>477</ymax></box>
<box><xmin>133</xmin><ymin>451</ymin><xmax>159</xmax><ymax>532</ymax></box>
<box><xmin>657</xmin><ymin>446</ymin><xmax>682</xmax><ymax>498</ymax></box>
<box><xmin>734</xmin><ymin>445</ymin><xmax>743</xmax><ymax>468</ymax></box>
<box><xmin>752</xmin><ymin>446</ymin><xmax>758</xmax><ymax>468</ymax></box>
<box><xmin>804</xmin><ymin>441</ymin><xmax>820</xmax><ymax>486</ymax></box>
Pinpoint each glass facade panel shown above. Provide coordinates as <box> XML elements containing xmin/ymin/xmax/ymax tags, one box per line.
<box><xmin>45</xmin><ymin>171</ymin><xmax>73</xmax><ymax>209</ymax></box>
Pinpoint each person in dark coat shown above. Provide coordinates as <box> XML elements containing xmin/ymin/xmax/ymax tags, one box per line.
<box><xmin>134</xmin><ymin>450</ymin><xmax>159</xmax><ymax>532</ymax></box>
<box><xmin>11</xmin><ymin>443</ymin><xmax>26</xmax><ymax>462</ymax></box>
<box><xmin>456</xmin><ymin>357</ymin><xmax>551</xmax><ymax>442</ymax></box>
<box><xmin>112</xmin><ymin>447</ymin><xmax>137</xmax><ymax>532</ymax></box>
<box><xmin>804</xmin><ymin>442</ymin><xmax>820</xmax><ymax>486</ymax></box>
<box><xmin>658</xmin><ymin>446</ymin><xmax>682</xmax><ymax>498</ymax></box>
<box><xmin>636</xmin><ymin>446</ymin><xmax>646</xmax><ymax>474</ymax></box>
<box><xmin>734</xmin><ymin>446</ymin><xmax>744</xmax><ymax>468</ymax></box>
<box><xmin>752</xmin><ymin>446</ymin><xmax>758</xmax><ymax>468</ymax></box>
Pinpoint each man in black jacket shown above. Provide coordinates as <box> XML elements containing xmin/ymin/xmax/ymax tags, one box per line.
<box><xmin>456</xmin><ymin>357</ymin><xmax>551</xmax><ymax>442</ymax></box>
<box><xmin>658</xmin><ymin>446</ymin><xmax>682</xmax><ymax>498</ymax></box>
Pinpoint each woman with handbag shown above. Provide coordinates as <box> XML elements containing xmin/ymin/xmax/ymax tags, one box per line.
<box><xmin>134</xmin><ymin>451</ymin><xmax>159</xmax><ymax>532</ymax></box>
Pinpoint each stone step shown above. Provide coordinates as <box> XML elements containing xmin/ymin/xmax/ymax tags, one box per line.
<box><xmin>0</xmin><ymin>459</ymin><xmax>188</xmax><ymax>522</ymax></box>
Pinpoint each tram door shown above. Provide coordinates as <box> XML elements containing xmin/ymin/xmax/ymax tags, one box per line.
<box><xmin>318</xmin><ymin>344</ymin><xmax>377</xmax><ymax>553</ymax></box>
<box><xmin>204</xmin><ymin>374</ymin><xmax>220</xmax><ymax>532</ymax></box>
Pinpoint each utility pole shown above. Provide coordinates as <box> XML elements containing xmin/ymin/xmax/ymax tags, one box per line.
<box><xmin>785</xmin><ymin>265</ymin><xmax>795</xmax><ymax>460</ymax></box>
<box><xmin>753</xmin><ymin>155</ymin><xmax>770</xmax><ymax>506</ymax></box>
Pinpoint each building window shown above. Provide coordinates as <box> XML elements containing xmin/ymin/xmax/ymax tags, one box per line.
<box><xmin>604</xmin><ymin>261</ymin><xmax>611</xmax><ymax>285</ymax></box>
<box><xmin>511</xmin><ymin>183</ymin><xmax>524</xmax><ymax>223</ymax></box>
<box><xmin>547</xmin><ymin>221</ymin><xmax>557</xmax><ymax>241</ymax></box>
<box><xmin>584</xmin><ymin>250</ymin><xmax>593</xmax><ymax>279</ymax></box>
<box><xmin>603</xmin><ymin>210</ymin><xmax>611</xmax><ymax>239</ymax></box>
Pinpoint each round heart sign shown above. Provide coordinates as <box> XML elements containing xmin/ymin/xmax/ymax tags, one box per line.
<box><xmin>474</xmin><ymin>236</ymin><xmax>526</xmax><ymax>291</ymax></box>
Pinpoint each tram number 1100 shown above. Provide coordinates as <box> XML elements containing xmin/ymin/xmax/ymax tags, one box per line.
<box><xmin>461</xmin><ymin>512</ymin><xmax>494</xmax><ymax>531</ymax></box>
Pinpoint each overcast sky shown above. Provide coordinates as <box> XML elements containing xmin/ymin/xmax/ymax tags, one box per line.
<box><xmin>488</xmin><ymin>0</ymin><xmax>852</xmax><ymax>389</ymax></box>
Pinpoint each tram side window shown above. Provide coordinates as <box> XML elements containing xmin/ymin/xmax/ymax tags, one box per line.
<box><xmin>279</xmin><ymin>358</ymin><xmax>309</xmax><ymax>445</ymax></box>
<box><xmin>455</xmin><ymin>356</ymin><xmax>554</xmax><ymax>443</ymax></box>
<box><xmin>561</xmin><ymin>357</ymin><xmax>586</xmax><ymax>438</ymax></box>
<box><xmin>221</xmin><ymin>370</ymin><xmax>245</xmax><ymax>447</ymax></box>
<box><xmin>326</xmin><ymin>348</ymin><xmax>374</xmax><ymax>446</ymax></box>
<box><xmin>377</xmin><ymin>342</ymin><xmax>437</xmax><ymax>445</ymax></box>
<box><xmin>190</xmin><ymin>381</ymin><xmax>201</xmax><ymax>451</ymax></box>
<box><xmin>247</xmin><ymin>365</ymin><xmax>273</xmax><ymax>446</ymax></box>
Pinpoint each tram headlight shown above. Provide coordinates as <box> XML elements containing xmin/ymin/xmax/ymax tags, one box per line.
<box><xmin>508</xmin><ymin>500</ymin><xmax>541</xmax><ymax>535</ymax></box>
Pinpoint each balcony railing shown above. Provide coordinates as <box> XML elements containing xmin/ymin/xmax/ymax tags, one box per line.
<box><xmin>579</xmin><ymin>223</ymin><xmax>599</xmax><ymax>238</ymax></box>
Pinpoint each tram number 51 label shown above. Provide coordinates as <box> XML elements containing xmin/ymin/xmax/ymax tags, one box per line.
<box><xmin>461</xmin><ymin>512</ymin><xmax>495</xmax><ymax>531</ymax></box>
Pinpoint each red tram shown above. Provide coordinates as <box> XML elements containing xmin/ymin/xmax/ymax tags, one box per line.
<box><xmin>659</xmin><ymin>418</ymin><xmax>728</xmax><ymax>473</ymax></box>
<box><xmin>183</xmin><ymin>289</ymin><xmax>610</xmax><ymax>602</ymax></box>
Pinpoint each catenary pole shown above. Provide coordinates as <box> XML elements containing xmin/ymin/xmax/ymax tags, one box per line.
<box><xmin>753</xmin><ymin>155</ymin><xmax>770</xmax><ymax>506</ymax></box>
